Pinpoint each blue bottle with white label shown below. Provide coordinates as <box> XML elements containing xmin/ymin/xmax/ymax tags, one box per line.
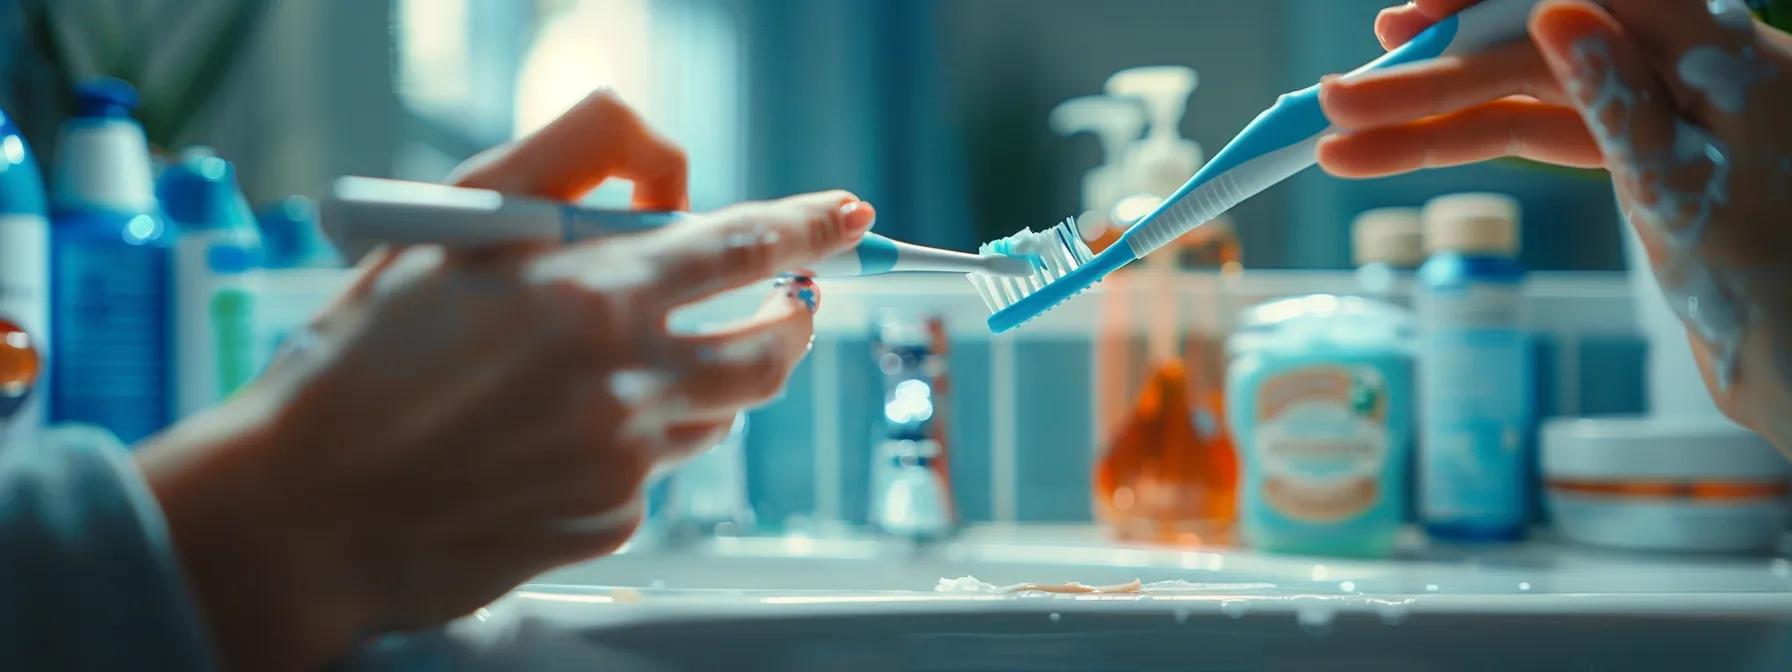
<box><xmin>1415</xmin><ymin>193</ymin><xmax>1533</xmax><ymax>541</ymax></box>
<box><xmin>49</xmin><ymin>79</ymin><xmax>175</xmax><ymax>444</ymax></box>
<box><xmin>0</xmin><ymin>106</ymin><xmax>51</xmax><ymax>445</ymax></box>
<box><xmin>159</xmin><ymin>148</ymin><xmax>264</xmax><ymax>418</ymax></box>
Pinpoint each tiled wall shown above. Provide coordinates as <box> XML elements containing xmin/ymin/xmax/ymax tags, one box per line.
<box><xmin>732</xmin><ymin>271</ymin><xmax>1644</xmax><ymax>529</ymax></box>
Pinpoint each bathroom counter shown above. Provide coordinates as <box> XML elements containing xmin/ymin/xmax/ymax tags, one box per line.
<box><xmin>345</xmin><ymin>525</ymin><xmax>1792</xmax><ymax>671</ymax></box>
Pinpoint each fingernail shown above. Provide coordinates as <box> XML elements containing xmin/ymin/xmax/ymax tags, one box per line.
<box><xmin>777</xmin><ymin>274</ymin><xmax>820</xmax><ymax>313</ymax></box>
<box><xmin>839</xmin><ymin>200</ymin><xmax>875</xmax><ymax>232</ymax></box>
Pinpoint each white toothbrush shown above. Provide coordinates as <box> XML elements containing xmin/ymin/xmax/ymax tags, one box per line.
<box><xmin>319</xmin><ymin>177</ymin><xmax>1035</xmax><ymax>278</ymax></box>
<box><xmin>970</xmin><ymin>0</ymin><xmax>1573</xmax><ymax>332</ymax></box>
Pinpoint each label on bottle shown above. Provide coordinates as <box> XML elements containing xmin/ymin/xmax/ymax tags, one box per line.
<box><xmin>1252</xmin><ymin>364</ymin><xmax>1391</xmax><ymax>523</ymax></box>
<box><xmin>50</xmin><ymin>237</ymin><xmax>170</xmax><ymax>444</ymax></box>
<box><xmin>210</xmin><ymin>285</ymin><xmax>258</xmax><ymax>398</ymax></box>
<box><xmin>1417</xmin><ymin>282</ymin><xmax>1524</xmax><ymax>328</ymax></box>
<box><xmin>0</xmin><ymin>213</ymin><xmax>49</xmax><ymax>440</ymax></box>
<box><xmin>1417</xmin><ymin>280</ymin><xmax>1532</xmax><ymax>533</ymax></box>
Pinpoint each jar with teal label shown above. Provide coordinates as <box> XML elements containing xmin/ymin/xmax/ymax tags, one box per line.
<box><xmin>1226</xmin><ymin>294</ymin><xmax>1415</xmax><ymax>557</ymax></box>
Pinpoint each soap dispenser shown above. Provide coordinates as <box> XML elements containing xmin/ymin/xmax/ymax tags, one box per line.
<box><xmin>1092</xmin><ymin>66</ymin><xmax>1240</xmax><ymax>546</ymax></box>
<box><xmin>1103</xmin><ymin>65</ymin><xmax>1239</xmax><ymax>274</ymax></box>
<box><xmin>1048</xmin><ymin>95</ymin><xmax>1145</xmax><ymax>252</ymax></box>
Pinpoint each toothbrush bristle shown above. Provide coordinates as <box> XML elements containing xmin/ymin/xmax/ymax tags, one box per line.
<box><xmin>965</xmin><ymin>217</ymin><xmax>1096</xmax><ymax>322</ymax></box>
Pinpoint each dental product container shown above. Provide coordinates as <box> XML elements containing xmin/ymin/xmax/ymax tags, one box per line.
<box><xmin>49</xmin><ymin>79</ymin><xmax>174</xmax><ymax>444</ymax></box>
<box><xmin>0</xmin><ymin>105</ymin><xmax>50</xmax><ymax>445</ymax></box>
<box><xmin>257</xmin><ymin>196</ymin><xmax>340</xmax><ymax>269</ymax></box>
<box><xmin>1542</xmin><ymin>417</ymin><xmax>1790</xmax><ymax>553</ymax></box>
<box><xmin>867</xmin><ymin>312</ymin><xmax>956</xmax><ymax>540</ymax></box>
<box><xmin>159</xmin><ymin>148</ymin><xmax>265</xmax><ymax>417</ymax></box>
<box><xmin>1352</xmin><ymin>207</ymin><xmax>1424</xmax><ymax>307</ymax></box>
<box><xmin>1415</xmin><ymin>193</ymin><xmax>1533</xmax><ymax>541</ymax></box>
<box><xmin>1228</xmin><ymin>294</ymin><xmax>1415</xmax><ymax>557</ymax></box>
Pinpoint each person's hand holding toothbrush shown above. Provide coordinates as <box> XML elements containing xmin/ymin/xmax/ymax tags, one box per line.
<box><xmin>132</xmin><ymin>89</ymin><xmax>873</xmax><ymax>671</ymax></box>
<box><xmin>1317</xmin><ymin>0</ymin><xmax>1792</xmax><ymax>452</ymax></box>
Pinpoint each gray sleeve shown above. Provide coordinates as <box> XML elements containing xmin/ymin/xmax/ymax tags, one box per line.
<box><xmin>0</xmin><ymin>427</ymin><xmax>218</xmax><ymax>670</ymax></box>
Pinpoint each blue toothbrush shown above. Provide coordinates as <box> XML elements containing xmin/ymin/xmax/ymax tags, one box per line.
<box><xmin>970</xmin><ymin>0</ymin><xmax>1555</xmax><ymax>333</ymax></box>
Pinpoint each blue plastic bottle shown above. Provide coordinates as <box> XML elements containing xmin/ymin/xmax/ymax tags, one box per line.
<box><xmin>256</xmin><ymin>197</ymin><xmax>341</xmax><ymax>269</ymax></box>
<box><xmin>159</xmin><ymin>148</ymin><xmax>265</xmax><ymax>418</ymax></box>
<box><xmin>48</xmin><ymin>79</ymin><xmax>175</xmax><ymax>444</ymax></box>
<box><xmin>1415</xmin><ymin>193</ymin><xmax>1533</xmax><ymax>541</ymax></box>
<box><xmin>0</xmin><ymin>106</ymin><xmax>51</xmax><ymax>445</ymax></box>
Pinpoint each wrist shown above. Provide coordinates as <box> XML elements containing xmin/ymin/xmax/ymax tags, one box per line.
<box><xmin>137</xmin><ymin>392</ymin><xmax>375</xmax><ymax>671</ymax></box>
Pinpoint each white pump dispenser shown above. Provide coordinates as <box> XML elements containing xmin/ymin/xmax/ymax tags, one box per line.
<box><xmin>1049</xmin><ymin>95</ymin><xmax>1145</xmax><ymax>242</ymax></box>
<box><xmin>1104</xmin><ymin>66</ymin><xmax>1203</xmax><ymax>202</ymax></box>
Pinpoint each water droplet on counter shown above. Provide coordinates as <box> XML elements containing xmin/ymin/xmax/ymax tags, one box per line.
<box><xmin>1049</xmin><ymin>612</ymin><xmax>1062</xmax><ymax>624</ymax></box>
<box><xmin>1425</xmin><ymin>584</ymin><xmax>1439</xmax><ymax>593</ymax></box>
<box><xmin>1309</xmin><ymin>565</ymin><xmax>1331</xmax><ymax>581</ymax></box>
<box><xmin>1371</xmin><ymin>599</ymin><xmax>1412</xmax><ymax>626</ymax></box>
<box><xmin>1338</xmin><ymin>581</ymin><xmax>1357</xmax><ymax>593</ymax></box>
<box><xmin>1295</xmin><ymin>599</ymin><xmax>1338</xmax><ymax>638</ymax></box>
<box><xmin>1221</xmin><ymin>599</ymin><xmax>1251</xmax><ymax>620</ymax></box>
<box><xmin>649</xmin><ymin>579</ymin><xmax>668</xmax><ymax>589</ymax></box>
<box><xmin>1517</xmin><ymin>582</ymin><xmax>1533</xmax><ymax>592</ymax></box>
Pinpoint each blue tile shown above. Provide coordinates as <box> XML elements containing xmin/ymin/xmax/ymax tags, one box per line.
<box><xmin>946</xmin><ymin>339</ymin><xmax>993</xmax><ymax>522</ymax></box>
<box><xmin>1013</xmin><ymin>339</ymin><xmax>1095</xmax><ymax>522</ymax></box>
<box><xmin>746</xmin><ymin>356</ymin><xmax>817</xmax><ymax>527</ymax></box>
<box><xmin>1578</xmin><ymin>335</ymin><xmax>1647</xmax><ymax>415</ymax></box>
<box><xmin>833</xmin><ymin>337</ymin><xmax>879</xmax><ymax>525</ymax></box>
<box><xmin>1531</xmin><ymin>335</ymin><xmax>1561</xmax><ymax>419</ymax></box>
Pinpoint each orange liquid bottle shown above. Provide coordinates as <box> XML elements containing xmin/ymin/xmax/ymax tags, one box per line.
<box><xmin>1092</xmin><ymin>219</ymin><xmax>1241</xmax><ymax>546</ymax></box>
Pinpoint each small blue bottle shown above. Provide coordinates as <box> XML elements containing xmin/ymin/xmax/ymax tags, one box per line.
<box><xmin>49</xmin><ymin>79</ymin><xmax>175</xmax><ymax>444</ymax></box>
<box><xmin>1415</xmin><ymin>193</ymin><xmax>1533</xmax><ymax>541</ymax></box>
<box><xmin>0</xmin><ymin>105</ymin><xmax>51</xmax><ymax>445</ymax></box>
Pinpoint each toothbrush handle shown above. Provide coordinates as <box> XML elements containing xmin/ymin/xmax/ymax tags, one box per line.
<box><xmin>1123</xmin><ymin>0</ymin><xmax>1556</xmax><ymax>260</ymax></box>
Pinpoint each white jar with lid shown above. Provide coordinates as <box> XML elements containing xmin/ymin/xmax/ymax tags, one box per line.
<box><xmin>1542</xmin><ymin>417</ymin><xmax>1790</xmax><ymax>553</ymax></box>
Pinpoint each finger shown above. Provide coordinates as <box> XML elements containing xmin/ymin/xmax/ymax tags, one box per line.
<box><xmin>659</xmin><ymin>287</ymin><xmax>816</xmax><ymax>414</ymax></box>
<box><xmin>1607</xmin><ymin>0</ymin><xmax>1763</xmax><ymax>121</ymax></box>
<box><xmin>657</xmin><ymin>418</ymin><xmax>738</xmax><ymax>465</ymax></box>
<box><xmin>1323</xmin><ymin>40</ymin><xmax>1564</xmax><ymax>130</ymax></box>
<box><xmin>646</xmin><ymin>192</ymin><xmax>874</xmax><ymax>308</ymax></box>
<box><xmin>1376</xmin><ymin>0</ymin><xmax>1478</xmax><ymax>49</ymax></box>
<box><xmin>1317</xmin><ymin>98</ymin><xmax>1603</xmax><ymax>177</ymax></box>
<box><xmin>1531</xmin><ymin>2</ymin><xmax>1683</xmax><ymax>173</ymax></box>
<box><xmin>449</xmin><ymin>88</ymin><xmax>689</xmax><ymax>209</ymax></box>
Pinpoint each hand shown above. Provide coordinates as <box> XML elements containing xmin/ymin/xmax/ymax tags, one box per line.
<box><xmin>1317</xmin><ymin>0</ymin><xmax>1792</xmax><ymax>452</ymax></box>
<box><xmin>135</xmin><ymin>89</ymin><xmax>877</xmax><ymax>670</ymax></box>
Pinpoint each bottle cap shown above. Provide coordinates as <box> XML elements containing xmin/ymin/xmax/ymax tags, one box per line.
<box><xmin>155</xmin><ymin>147</ymin><xmax>259</xmax><ymax>234</ymax></box>
<box><xmin>1422</xmin><ymin>192</ymin><xmax>1519</xmax><ymax>255</ymax></box>
<box><xmin>257</xmin><ymin>196</ymin><xmax>341</xmax><ymax>268</ymax></box>
<box><xmin>73</xmin><ymin>78</ymin><xmax>140</xmax><ymax>119</ymax></box>
<box><xmin>1352</xmin><ymin>207</ymin><xmax>1424</xmax><ymax>268</ymax></box>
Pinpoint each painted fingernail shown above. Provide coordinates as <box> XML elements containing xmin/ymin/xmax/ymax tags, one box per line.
<box><xmin>839</xmin><ymin>200</ymin><xmax>875</xmax><ymax>232</ymax></box>
<box><xmin>777</xmin><ymin>274</ymin><xmax>820</xmax><ymax>313</ymax></box>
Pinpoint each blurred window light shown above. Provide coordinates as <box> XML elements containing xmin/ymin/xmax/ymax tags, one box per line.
<box><xmin>396</xmin><ymin>0</ymin><xmax>473</xmax><ymax>117</ymax></box>
<box><xmin>513</xmin><ymin>0</ymin><xmax>652</xmax><ymax>139</ymax></box>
